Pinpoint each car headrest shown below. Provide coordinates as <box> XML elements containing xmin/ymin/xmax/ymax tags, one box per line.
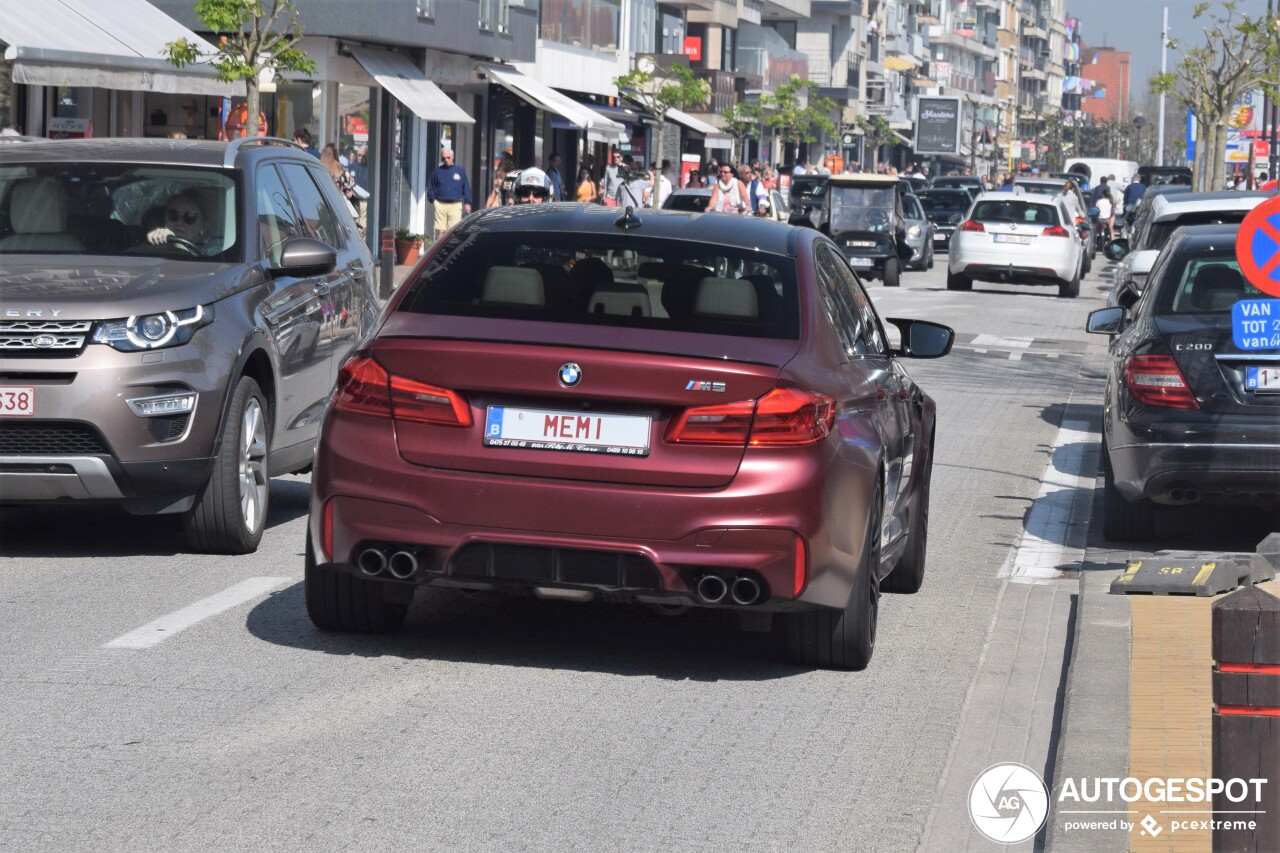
<box><xmin>1191</xmin><ymin>264</ymin><xmax>1245</xmax><ymax>310</ymax></box>
<box><xmin>694</xmin><ymin>276</ymin><xmax>758</xmax><ymax>319</ymax></box>
<box><xmin>10</xmin><ymin>178</ymin><xmax>66</xmax><ymax>233</ymax></box>
<box><xmin>589</xmin><ymin>281</ymin><xmax>650</xmax><ymax>317</ymax></box>
<box><xmin>481</xmin><ymin>266</ymin><xmax>544</xmax><ymax>306</ymax></box>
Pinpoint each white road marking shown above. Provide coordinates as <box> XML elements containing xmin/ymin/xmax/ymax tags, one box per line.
<box><xmin>971</xmin><ymin>334</ymin><xmax>1034</xmax><ymax>349</ymax></box>
<box><xmin>103</xmin><ymin>577</ymin><xmax>290</xmax><ymax>649</ymax></box>
<box><xmin>999</xmin><ymin>418</ymin><xmax>1098</xmax><ymax>583</ymax></box>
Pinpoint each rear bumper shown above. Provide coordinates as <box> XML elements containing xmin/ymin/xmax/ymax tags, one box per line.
<box><xmin>1109</xmin><ymin>440</ymin><xmax>1280</xmax><ymax>505</ymax></box>
<box><xmin>309</xmin><ymin>415</ymin><xmax>880</xmax><ymax>612</ymax></box>
<box><xmin>949</xmin><ymin>241</ymin><xmax>1075</xmax><ymax>282</ymax></box>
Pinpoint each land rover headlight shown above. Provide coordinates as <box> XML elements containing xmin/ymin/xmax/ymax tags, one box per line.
<box><xmin>93</xmin><ymin>305</ymin><xmax>213</xmax><ymax>351</ymax></box>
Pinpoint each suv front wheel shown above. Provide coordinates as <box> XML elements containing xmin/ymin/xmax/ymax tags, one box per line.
<box><xmin>183</xmin><ymin>376</ymin><xmax>270</xmax><ymax>554</ymax></box>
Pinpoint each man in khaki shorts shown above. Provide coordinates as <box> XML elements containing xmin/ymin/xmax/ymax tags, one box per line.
<box><xmin>427</xmin><ymin>148</ymin><xmax>472</xmax><ymax>238</ymax></box>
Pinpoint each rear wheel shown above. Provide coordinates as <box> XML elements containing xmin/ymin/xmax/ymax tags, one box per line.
<box><xmin>1059</xmin><ymin>264</ymin><xmax>1081</xmax><ymax>299</ymax></box>
<box><xmin>786</xmin><ymin>483</ymin><xmax>882</xmax><ymax>670</ymax></box>
<box><xmin>1102</xmin><ymin>448</ymin><xmax>1156</xmax><ymax>542</ymax></box>
<box><xmin>1082</xmin><ymin>248</ymin><xmax>1092</xmax><ymax>275</ymax></box>
<box><xmin>183</xmin><ymin>376</ymin><xmax>269</xmax><ymax>554</ymax></box>
<box><xmin>926</xmin><ymin>243</ymin><xmax>935</xmax><ymax>270</ymax></box>
<box><xmin>946</xmin><ymin>269</ymin><xmax>972</xmax><ymax>291</ymax></box>
<box><xmin>883</xmin><ymin>257</ymin><xmax>901</xmax><ymax>287</ymax></box>
<box><xmin>304</xmin><ymin>539</ymin><xmax>409</xmax><ymax>633</ymax></box>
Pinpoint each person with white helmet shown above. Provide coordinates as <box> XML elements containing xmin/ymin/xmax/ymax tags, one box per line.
<box><xmin>512</xmin><ymin>167</ymin><xmax>553</xmax><ymax>204</ymax></box>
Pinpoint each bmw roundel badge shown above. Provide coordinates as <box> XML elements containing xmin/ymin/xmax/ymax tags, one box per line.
<box><xmin>558</xmin><ymin>362</ymin><xmax>582</xmax><ymax>387</ymax></box>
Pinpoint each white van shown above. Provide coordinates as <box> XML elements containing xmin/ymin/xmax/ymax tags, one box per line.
<box><xmin>1064</xmin><ymin>158</ymin><xmax>1139</xmax><ymax>188</ymax></box>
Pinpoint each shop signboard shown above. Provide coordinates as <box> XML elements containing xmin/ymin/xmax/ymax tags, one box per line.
<box><xmin>915</xmin><ymin>96</ymin><xmax>961</xmax><ymax>155</ymax></box>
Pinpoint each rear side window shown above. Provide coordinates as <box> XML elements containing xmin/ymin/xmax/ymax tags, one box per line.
<box><xmin>1158</xmin><ymin>256</ymin><xmax>1265</xmax><ymax>314</ymax></box>
<box><xmin>971</xmin><ymin>200</ymin><xmax>1059</xmax><ymax>226</ymax></box>
<box><xmin>1145</xmin><ymin>211</ymin><xmax>1252</xmax><ymax>250</ymax></box>
<box><xmin>398</xmin><ymin>231</ymin><xmax>800</xmax><ymax>340</ymax></box>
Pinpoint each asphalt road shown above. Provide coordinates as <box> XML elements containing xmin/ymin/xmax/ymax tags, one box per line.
<box><xmin>1</xmin><ymin>250</ymin><xmax>1127</xmax><ymax>852</ymax></box>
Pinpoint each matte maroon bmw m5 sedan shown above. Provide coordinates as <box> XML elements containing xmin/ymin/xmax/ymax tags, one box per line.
<box><xmin>305</xmin><ymin>203</ymin><xmax>952</xmax><ymax>669</ymax></box>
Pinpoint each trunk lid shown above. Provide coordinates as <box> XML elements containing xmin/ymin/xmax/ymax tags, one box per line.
<box><xmin>1156</xmin><ymin>315</ymin><xmax>1280</xmax><ymax>416</ymax></box>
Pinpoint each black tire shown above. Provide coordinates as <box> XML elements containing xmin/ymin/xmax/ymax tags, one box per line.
<box><xmin>786</xmin><ymin>482</ymin><xmax>882</xmax><ymax>670</ymax></box>
<box><xmin>304</xmin><ymin>539</ymin><xmax>409</xmax><ymax>634</ymax></box>
<box><xmin>883</xmin><ymin>257</ymin><xmax>901</xmax><ymax>287</ymax></box>
<box><xmin>1059</xmin><ymin>264</ymin><xmax>1081</xmax><ymax>299</ymax></box>
<box><xmin>1102</xmin><ymin>448</ymin><xmax>1156</xmax><ymax>542</ymax></box>
<box><xmin>927</xmin><ymin>243</ymin><xmax>935</xmax><ymax>270</ymax></box>
<box><xmin>1082</xmin><ymin>249</ymin><xmax>1092</xmax><ymax>276</ymax></box>
<box><xmin>946</xmin><ymin>269</ymin><xmax>972</xmax><ymax>291</ymax></box>
<box><xmin>183</xmin><ymin>376</ymin><xmax>269</xmax><ymax>554</ymax></box>
<box><xmin>883</xmin><ymin>448</ymin><xmax>932</xmax><ymax>594</ymax></box>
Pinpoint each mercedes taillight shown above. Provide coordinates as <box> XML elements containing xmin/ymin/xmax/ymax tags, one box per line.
<box><xmin>1123</xmin><ymin>354</ymin><xmax>1199</xmax><ymax>409</ymax></box>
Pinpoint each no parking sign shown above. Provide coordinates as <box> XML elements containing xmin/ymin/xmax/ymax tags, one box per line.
<box><xmin>1232</xmin><ymin>197</ymin><xmax>1280</xmax><ymax>350</ymax></box>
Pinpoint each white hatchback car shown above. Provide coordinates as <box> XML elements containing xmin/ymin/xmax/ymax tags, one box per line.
<box><xmin>947</xmin><ymin>192</ymin><xmax>1086</xmax><ymax>298</ymax></box>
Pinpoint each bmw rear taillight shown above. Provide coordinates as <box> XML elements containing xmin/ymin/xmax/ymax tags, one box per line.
<box><xmin>1041</xmin><ymin>224</ymin><xmax>1070</xmax><ymax>238</ymax></box>
<box><xmin>959</xmin><ymin>219</ymin><xmax>985</xmax><ymax>233</ymax></box>
<box><xmin>333</xmin><ymin>356</ymin><xmax>472</xmax><ymax>426</ymax></box>
<box><xmin>1123</xmin><ymin>354</ymin><xmax>1199</xmax><ymax>409</ymax></box>
<box><xmin>666</xmin><ymin>388</ymin><xmax>835</xmax><ymax>447</ymax></box>
<box><xmin>749</xmin><ymin>388</ymin><xmax>835</xmax><ymax>445</ymax></box>
<box><xmin>664</xmin><ymin>399</ymin><xmax>755</xmax><ymax>445</ymax></box>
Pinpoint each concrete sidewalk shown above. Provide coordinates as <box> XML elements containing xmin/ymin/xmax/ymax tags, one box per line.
<box><xmin>1050</xmin><ymin>541</ymin><xmax>1277</xmax><ymax>852</ymax></box>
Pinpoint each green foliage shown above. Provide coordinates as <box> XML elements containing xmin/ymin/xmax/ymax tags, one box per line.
<box><xmin>761</xmin><ymin>77</ymin><xmax>837</xmax><ymax>147</ymax></box>
<box><xmin>720</xmin><ymin>101</ymin><xmax>764</xmax><ymax>163</ymax></box>
<box><xmin>614</xmin><ymin>64</ymin><xmax>711</xmax><ymax>120</ymax></box>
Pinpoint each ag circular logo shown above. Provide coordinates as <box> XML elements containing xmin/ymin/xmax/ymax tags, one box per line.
<box><xmin>558</xmin><ymin>362</ymin><xmax>582</xmax><ymax>387</ymax></box>
<box><xmin>968</xmin><ymin>762</ymin><xmax>1050</xmax><ymax>844</ymax></box>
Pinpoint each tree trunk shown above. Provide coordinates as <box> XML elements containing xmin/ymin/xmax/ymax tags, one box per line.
<box><xmin>245</xmin><ymin>78</ymin><xmax>261</xmax><ymax>139</ymax></box>
<box><xmin>652</xmin><ymin>119</ymin><xmax>664</xmax><ymax>207</ymax></box>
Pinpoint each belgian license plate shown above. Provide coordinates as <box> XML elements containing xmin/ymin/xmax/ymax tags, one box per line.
<box><xmin>849</xmin><ymin>257</ymin><xmax>874</xmax><ymax>268</ymax></box>
<box><xmin>483</xmin><ymin>406</ymin><xmax>651</xmax><ymax>456</ymax></box>
<box><xmin>1245</xmin><ymin>366</ymin><xmax>1280</xmax><ymax>392</ymax></box>
<box><xmin>994</xmin><ymin>234</ymin><xmax>1033</xmax><ymax>245</ymax></box>
<box><xmin>0</xmin><ymin>386</ymin><xmax>34</xmax><ymax>416</ymax></box>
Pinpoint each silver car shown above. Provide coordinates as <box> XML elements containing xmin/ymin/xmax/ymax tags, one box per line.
<box><xmin>902</xmin><ymin>193</ymin><xmax>935</xmax><ymax>271</ymax></box>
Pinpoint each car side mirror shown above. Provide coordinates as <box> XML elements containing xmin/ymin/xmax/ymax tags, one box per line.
<box><xmin>272</xmin><ymin>237</ymin><xmax>337</xmax><ymax>277</ymax></box>
<box><xmin>1086</xmin><ymin>306</ymin><xmax>1126</xmax><ymax>335</ymax></box>
<box><xmin>886</xmin><ymin>318</ymin><xmax>954</xmax><ymax>358</ymax></box>
<box><xmin>1105</xmin><ymin>238</ymin><xmax>1130</xmax><ymax>261</ymax></box>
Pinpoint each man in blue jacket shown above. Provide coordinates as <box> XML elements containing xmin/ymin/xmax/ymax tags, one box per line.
<box><xmin>428</xmin><ymin>148</ymin><xmax>472</xmax><ymax>238</ymax></box>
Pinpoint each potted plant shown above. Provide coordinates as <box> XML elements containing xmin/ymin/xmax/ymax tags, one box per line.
<box><xmin>393</xmin><ymin>229</ymin><xmax>424</xmax><ymax>265</ymax></box>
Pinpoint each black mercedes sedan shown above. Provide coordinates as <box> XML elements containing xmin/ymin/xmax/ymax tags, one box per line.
<box><xmin>917</xmin><ymin>189</ymin><xmax>973</xmax><ymax>252</ymax></box>
<box><xmin>1086</xmin><ymin>224</ymin><xmax>1280</xmax><ymax>541</ymax></box>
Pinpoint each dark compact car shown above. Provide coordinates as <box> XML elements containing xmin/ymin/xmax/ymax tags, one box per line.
<box><xmin>305</xmin><ymin>204</ymin><xmax>954</xmax><ymax>670</ymax></box>
<box><xmin>1086</xmin><ymin>224</ymin><xmax>1280</xmax><ymax>541</ymax></box>
<box><xmin>787</xmin><ymin>174</ymin><xmax>828</xmax><ymax>225</ymax></box>
<box><xmin>0</xmin><ymin>137</ymin><xmax>378</xmax><ymax>553</ymax></box>
<box><xmin>916</xmin><ymin>188</ymin><xmax>973</xmax><ymax>251</ymax></box>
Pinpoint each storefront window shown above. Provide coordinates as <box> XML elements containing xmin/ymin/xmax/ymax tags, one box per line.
<box><xmin>338</xmin><ymin>83</ymin><xmax>376</xmax><ymax>238</ymax></box>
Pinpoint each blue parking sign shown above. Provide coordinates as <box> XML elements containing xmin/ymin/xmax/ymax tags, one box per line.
<box><xmin>1232</xmin><ymin>299</ymin><xmax>1280</xmax><ymax>350</ymax></box>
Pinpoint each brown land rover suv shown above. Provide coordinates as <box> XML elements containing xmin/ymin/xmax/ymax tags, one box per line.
<box><xmin>0</xmin><ymin>137</ymin><xmax>378</xmax><ymax>553</ymax></box>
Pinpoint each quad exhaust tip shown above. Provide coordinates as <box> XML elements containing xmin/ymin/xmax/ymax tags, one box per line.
<box><xmin>730</xmin><ymin>576</ymin><xmax>762</xmax><ymax>606</ymax></box>
<box><xmin>694</xmin><ymin>573</ymin><xmax>765</xmax><ymax>606</ymax></box>
<box><xmin>387</xmin><ymin>550</ymin><xmax>419</xmax><ymax>580</ymax></box>
<box><xmin>358</xmin><ymin>546</ymin><xmax>388</xmax><ymax>576</ymax></box>
<box><xmin>695</xmin><ymin>574</ymin><xmax>728</xmax><ymax>605</ymax></box>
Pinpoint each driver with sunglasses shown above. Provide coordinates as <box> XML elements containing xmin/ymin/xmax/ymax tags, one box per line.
<box><xmin>146</xmin><ymin>190</ymin><xmax>210</xmax><ymax>253</ymax></box>
<box><xmin>511</xmin><ymin>167</ymin><xmax>552</xmax><ymax>204</ymax></box>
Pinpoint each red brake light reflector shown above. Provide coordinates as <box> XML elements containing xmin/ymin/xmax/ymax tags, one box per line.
<box><xmin>959</xmin><ymin>219</ymin><xmax>985</xmax><ymax>233</ymax></box>
<box><xmin>1124</xmin><ymin>354</ymin><xmax>1199</xmax><ymax>409</ymax></box>
<box><xmin>793</xmin><ymin>534</ymin><xmax>807</xmax><ymax>597</ymax></box>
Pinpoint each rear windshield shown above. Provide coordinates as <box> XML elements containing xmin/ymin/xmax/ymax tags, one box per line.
<box><xmin>1156</xmin><ymin>255</ymin><xmax>1265</xmax><ymax>314</ymax></box>
<box><xmin>828</xmin><ymin>185</ymin><xmax>896</xmax><ymax>232</ymax></box>
<box><xmin>398</xmin><ymin>230</ymin><xmax>800</xmax><ymax>340</ymax></box>
<box><xmin>971</xmin><ymin>199</ymin><xmax>1060</xmax><ymax>226</ymax></box>
<box><xmin>1144</xmin><ymin>211</ymin><xmax>1252</xmax><ymax>251</ymax></box>
<box><xmin>662</xmin><ymin>193</ymin><xmax>710</xmax><ymax>212</ymax></box>
<box><xmin>919</xmin><ymin>191</ymin><xmax>970</xmax><ymax>212</ymax></box>
<box><xmin>0</xmin><ymin>162</ymin><xmax>240</xmax><ymax>261</ymax></box>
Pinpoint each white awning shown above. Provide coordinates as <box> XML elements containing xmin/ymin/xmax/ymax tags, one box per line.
<box><xmin>2</xmin><ymin>0</ymin><xmax>237</xmax><ymax>96</ymax></box>
<box><xmin>665</xmin><ymin>107</ymin><xmax>734</xmax><ymax>148</ymax></box>
<box><xmin>348</xmin><ymin>44</ymin><xmax>473</xmax><ymax>125</ymax></box>
<box><xmin>481</xmin><ymin>64</ymin><xmax>624</xmax><ymax>141</ymax></box>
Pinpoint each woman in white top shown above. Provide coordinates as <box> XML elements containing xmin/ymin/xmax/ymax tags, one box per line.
<box><xmin>1095</xmin><ymin>192</ymin><xmax>1114</xmax><ymax>241</ymax></box>
<box><xmin>707</xmin><ymin>164</ymin><xmax>750</xmax><ymax>214</ymax></box>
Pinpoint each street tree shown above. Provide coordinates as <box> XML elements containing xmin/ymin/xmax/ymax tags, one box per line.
<box><xmin>164</xmin><ymin>0</ymin><xmax>316</xmax><ymax>139</ymax></box>
<box><xmin>1150</xmin><ymin>1</ymin><xmax>1277</xmax><ymax>191</ymax></box>
<box><xmin>720</xmin><ymin>100</ymin><xmax>764</xmax><ymax>166</ymax></box>
<box><xmin>854</xmin><ymin>115</ymin><xmax>894</xmax><ymax>171</ymax></box>
<box><xmin>615</xmin><ymin>63</ymin><xmax>711</xmax><ymax>206</ymax></box>
<box><xmin>762</xmin><ymin>77</ymin><xmax>837</xmax><ymax>167</ymax></box>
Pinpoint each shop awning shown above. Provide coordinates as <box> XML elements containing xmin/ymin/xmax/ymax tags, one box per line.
<box><xmin>2</xmin><ymin>0</ymin><xmax>236</xmax><ymax>96</ymax></box>
<box><xmin>348</xmin><ymin>44</ymin><xmax>473</xmax><ymax>125</ymax></box>
<box><xmin>892</xmin><ymin>130</ymin><xmax>913</xmax><ymax>146</ymax></box>
<box><xmin>482</xmin><ymin>64</ymin><xmax>624</xmax><ymax>142</ymax></box>
<box><xmin>664</xmin><ymin>107</ymin><xmax>734</xmax><ymax>149</ymax></box>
